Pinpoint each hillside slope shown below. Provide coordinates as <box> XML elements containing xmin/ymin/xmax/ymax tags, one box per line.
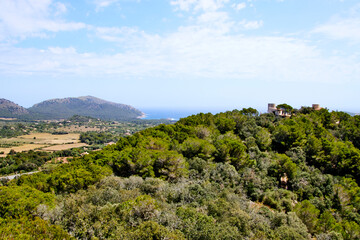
<box><xmin>28</xmin><ymin>96</ymin><xmax>144</xmax><ymax>120</ymax></box>
<box><xmin>0</xmin><ymin>98</ymin><xmax>29</xmax><ymax>118</ymax></box>
<box><xmin>4</xmin><ymin>107</ymin><xmax>360</xmax><ymax>239</ymax></box>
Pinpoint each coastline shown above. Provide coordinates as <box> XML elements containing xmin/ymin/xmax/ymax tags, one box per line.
<box><xmin>137</xmin><ymin>112</ymin><xmax>147</xmax><ymax>119</ymax></box>
<box><xmin>138</xmin><ymin>108</ymin><xmax>207</xmax><ymax>120</ymax></box>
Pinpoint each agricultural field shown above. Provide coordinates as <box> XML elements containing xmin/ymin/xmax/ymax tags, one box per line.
<box><xmin>0</xmin><ymin>144</ymin><xmax>48</xmax><ymax>157</ymax></box>
<box><xmin>0</xmin><ymin>133</ymin><xmax>83</xmax><ymax>157</ymax></box>
<box><xmin>0</xmin><ymin>115</ymin><xmax>172</xmax><ymax>151</ymax></box>
<box><xmin>41</xmin><ymin>143</ymin><xmax>88</xmax><ymax>152</ymax></box>
<box><xmin>16</xmin><ymin>133</ymin><xmax>80</xmax><ymax>144</ymax></box>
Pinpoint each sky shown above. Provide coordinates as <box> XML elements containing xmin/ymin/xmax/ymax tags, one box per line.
<box><xmin>1</xmin><ymin>0</ymin><xmax>360</xmax><ymax>113</ymax></box>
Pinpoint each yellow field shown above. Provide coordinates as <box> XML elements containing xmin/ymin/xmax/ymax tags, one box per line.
<box><xmin>0</xmin><ymin>144</ymin><xmax>48</xmax><ymax>157</ymax></box>
<box><xmin>0</xmin><ymin>118</ymin><xmax>17</xmax><ymax>120</ymax></box>
<box><xmin>16</xmin><ymin>133</ymin><xmax>80</xmax><ymax>144</ymax></box>
<box><xmin>0</xmin><ymin>133</ymin><xmax>87</xmax><ymax>156</ymax></box>
<box><xmin>42</xmin><ymin>143</ymin><xmax>88</xmax><ymax>151</ymax></box>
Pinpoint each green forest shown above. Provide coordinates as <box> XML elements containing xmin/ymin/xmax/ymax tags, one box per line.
<box><xmin>1</xmin><ymin>107</ymin><xmax>360</xmax><ymax>239</ymax></box>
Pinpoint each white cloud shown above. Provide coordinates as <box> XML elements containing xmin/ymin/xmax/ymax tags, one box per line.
<box><xmin>94</xmin><ymin>0</ymin><xmax>119</xmax><ymax>11</ymax></box>
<box><xmin>197</xmin><ymin>11</ymin><xmax>229</xmax><ymax>23</ymax></box>
<box><xmin>170</xmin><ymin>0</ymin><xmax>262</xmax><ymax>37</ymax></box>
<box><xmin>54</xmin><ymin>2</ymin><xmax>67</xmax><ymax>15</ymax></box>
<box><xmin>232</xmin><ymin>2</ymin><xmax>246</xmax><ymax>11</ymax></box>
<box><xmin>94</xmin><ymin>26</ymin><xmax>159</xmax><ymax>48</ymax></box>
<box><xmin>93</xmin><ymin>0</ymin><xmax>141</xmax><ymax>11</ymax></box>
<box><xmin>48</xmin><ymin>46</ymin><xmax>77</xmax><ymax>55</ymax></box>
<box><xmin>95</xmin><ymin>27</ymin><xmax>141</xmax><ymax>42</ymax></box>
<box><xmin>171</xmin><ymin>0</ymin><xmax>230</xmax><ymax>12</ymax></box>
<box><xmin>238</xmin><ymin>20</ymin><xmax>263</xmax><ymax>29</ymax></box>
<box><xmin>170</xmin><ymin>0</ymin><xmax>195</xmax><ymax>11</ymax></box>
<box><xmin>192</xmin><ymin>11</ymin><xmax>234</xmax><ymax>35</ymax></box>
<box><xmin>0</xmin><ymin>0</ymin><xmax>86</xmax><ymax>41</ymax></box>
<box><xmin>95</xmin><ymin>0</ymin><xmax>118</xmax><ymax>8</ymax></box>
<box><xmin>1</xmin><ymin>24</ymin><xmax>359</xmax><ymax>85</ymax></box>
<box><xmin>312</xmin><ymin>18</ymin><xmax>360</xmax><ymax>42</ymax></box>
<box><xmin>312</xmin><ymin>3</ymin><xmax>360</xmax><ymax>43</ymax></box>
<box><xmin>0</xmin><ymin>0</ymin><xmax>358</xmax><ymax>88</ymax></box>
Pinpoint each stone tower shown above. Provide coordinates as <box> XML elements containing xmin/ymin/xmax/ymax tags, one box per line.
<box><xmin>312</xmin><ymin>104</ymin><xmax>321</xmax><ymax>110</ymax></box>
<box><xmin>268</xmin><ymin>103</ymin><xmax>277</xmax><ymax>113</ymax></box>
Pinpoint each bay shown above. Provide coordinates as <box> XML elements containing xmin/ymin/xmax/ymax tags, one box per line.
<box><xmin>140</xmin><ymin>108</ymin><xmax>220</xmax><ymax>120</ymax></box>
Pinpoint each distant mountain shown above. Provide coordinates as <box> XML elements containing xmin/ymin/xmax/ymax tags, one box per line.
<box><xmin>28</xmin><ymin>96</ymin><xmax>144</xmax><ymax>120</ymax></box>
<box><xmin>0</xmin><ymin>99</ymin><xmax>29</xmax><ymax>118</ymax></box>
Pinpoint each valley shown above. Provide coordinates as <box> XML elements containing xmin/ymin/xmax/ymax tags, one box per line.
<box><xmin>0</xmin><ymin>114</ymin><xmax>173</xmax><ymax>176</ymax></box>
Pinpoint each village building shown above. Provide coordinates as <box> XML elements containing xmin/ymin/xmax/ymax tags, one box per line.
<box><xmin>268</xmin><ymin>103</ymin><xmax>321</xmax><ymax>117</ymax></box>
<box><xmin>267</xmin><ymin>103</ymin><xmax>291</xmax><ymax>117</ymax></box>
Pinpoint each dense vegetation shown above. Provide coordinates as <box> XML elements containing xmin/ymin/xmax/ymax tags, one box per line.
<box><xmin>0</xmin><ymin>123</ymin><xmax>29</xmax><ymax>138</ymax></box>
<box><xmin>80</xmin><ymin>131</ymin><xmax>119</xmax><ymax>145</ymax></box>
<box><xmin>1</xmin><ymin>108</ymin><xmax>360</xmax><ymax>239</ymax></box>
<box><xmin>0</xmin><ymin>149</ymin><xmax>84</xmax><ymax>176</ymax></box>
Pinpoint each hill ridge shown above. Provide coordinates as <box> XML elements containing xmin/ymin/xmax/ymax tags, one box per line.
<box><xmin>0</xmin><ymin>96</ymin><xmax>143</xmax><ymax>120</ymax></box>
<box><xmin>0</xmin><ymin>98</ymin><xmax>29</xmax><ymax>117</ymax></box>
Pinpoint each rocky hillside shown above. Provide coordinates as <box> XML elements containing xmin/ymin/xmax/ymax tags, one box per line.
<box><xmin>28</xmin><ymin>96</ymin><xmax>144</xmax><ymax>120</ymax></box>
<box><xmin>0</xmin><ymin>96</ymin><xmax>143</xmax><ymax>121</ymax></box>
<box><xmin>0</xmin><ymin>98</ymin><xmax>29</xmax><ymax>117</ymax></box>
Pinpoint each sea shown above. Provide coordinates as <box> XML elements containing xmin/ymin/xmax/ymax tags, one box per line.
<box><xmin>140</xmin><ymin>108</ymin><xmax>222</xmax><ymax>121</ymax></box>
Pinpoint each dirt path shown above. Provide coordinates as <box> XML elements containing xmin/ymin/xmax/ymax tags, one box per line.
<box><xmin>0</xmin><ymin>171</ymin><xmax>39</xmax><ymax>180</ymax></box>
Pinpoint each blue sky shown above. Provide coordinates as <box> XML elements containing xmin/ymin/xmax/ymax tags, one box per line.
<box><xmin>1</xmin><ymin>0</ymin><xmax>360</xmax><ymax>113</ymax></box>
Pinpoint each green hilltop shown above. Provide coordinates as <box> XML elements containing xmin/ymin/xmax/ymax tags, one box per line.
<box><xmin>1</xmin><ymin>107</ymin><xmax>360</xmax><ymax>239</ymax></box>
